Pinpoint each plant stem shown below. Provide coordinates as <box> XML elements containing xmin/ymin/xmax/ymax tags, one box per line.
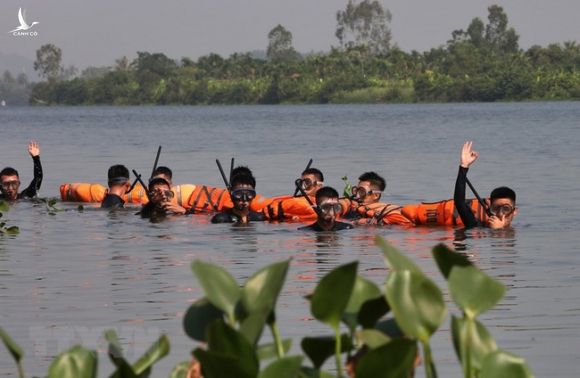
<box><xmin>269</xmin><ymin>322</ymin><xmax>284</xmax><ymax>358</ymax></box>
<box><xmin>423</xmin><ymin>341</ymin><xmax>438</xmax><ymax>378</ymax></box>
<box><xmin>17</xmin><ymin>361</ymin><xmax>25</xmax><ymax>378</ymax></box>
<box><xmin>464</xmin><ymin>317</ymin><xmax>473</xmax><ymax>378</ymax></box>
<box><xmin>334</xmin><ymin>326</ymin><xmax>343</xmax><ymax>378</ymax></box>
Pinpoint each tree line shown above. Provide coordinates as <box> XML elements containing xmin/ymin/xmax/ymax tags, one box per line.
<box><xmin>13</xmin><ymin>2</ymin><xmax>580</xmax><ymax>105</ymax></box>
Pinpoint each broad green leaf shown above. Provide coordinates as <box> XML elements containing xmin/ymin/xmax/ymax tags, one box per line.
<box><xmin>311</xmin><ymin>261</ymin><xmax>358</xmax><ymax>329</ymax></box>
<box><xmin>358</xmin><ymin>295</ymin><xmax>390</xmax><ymax>329</ymax></box>
<box><xmin>385</xmin><ymin>271</ymin><xmax>446</xmax><ymax>343</ymax></box>
<box><xmin>258</xmin><ymin>356</ymin><xmax>303</xmax><ymax>378</ymax></box>
<box><xmin>239</xmin><ymin>307</ymin><xmax>270</xmax><ymax>345</ymax></box>
<box><xmin>432</xmin><ymin>243</ymin><xmax>472</xmax><ymax>279</ymax></box>
<box><xmin>356</xmin><ymin>339</ymin><xmax>418</xmax><ymax>378</ymax></box>
<box><xmin>132</xmin><ymin>334</ymin><xmax>170</xmax><ymax>375</ymax></box>
<box><xmin>256</xmin><ymin>339</ymin><xmax>292</xmax><ymax>360</ymax></box>
<box><xmin>242</xmin><ymin>259</ymin><xmax>290</xmax><ymax>314</ymax></box>
<box><xmin>376</xmin><ymin>236</ymin><xmax>422</xmax><ymax>274</ymax></box>
<box><xmin>194</xmin><ymin>349</ymin><xmax>255</xmax><ymax>378</ymax></box>
<box><xmin>451</xmin><ymin>316</ymin><xmax>497</xmax><ymax>373</ymax></box>
<box><xmin>375</xmin><ymin>318</ymin><xmax>405</xmax><ymax>339</ymax></box>
<box><xmin>183</xmin><ymin>297</ymin><xmax>223</xmax><ymax>342</ymax></box>
<box><xmin>342</xmin><ymin>276</ymin><xmax>382</xmax><ymax>332</ymax></box>
<box><xmin>480</xmin><ymin>350</ymin><xmax>534</xmax><ymax>378</ymax></box>
<box><xmin>0</xmin><ymin>201</ymin><xmax>9</xmax><ymax>212</ymax></box>
<box><xmin>168</xmin><ymin>361</ymin><xmax>190</xmax><ymax>378</ymax></box>
<box><xmin>5</xmin><ymin>226</ymin><xmax>19</xmax><ymax>235</ymax></box>
<box><xmin>48</xmin><ymin>346</ymin><xmax>97</xmax><ymax>378</ymax></box>
<box><xmin>448</xmin><ymin>265</ymin><xmax>506</xmax><ymax>318</ymax></box>
<box><xmin>206</xmin><ymin>320</ymin><xmax>258</xmax><ymax>377</ymax></box>
<box><xmin>105</xmin><ymin>330</ymin><xmax>136</xmax><ymax>378</ymax></box>
<box><xmin>301</xmin><ymin>334</ymin><xmax>353</xmax><ymax>369</ymax></box>
<box><xmin>0</xmin><ymin>326</ymin><xmax>24</xmax><ymax>363</ymax></box>
<box><xmin>191</xmin><ymin>260</ymin><xmax>241</xmax><ymax>320</ymax></box>
<box><xmin>357</xmin><ymin>329</ymin><xmax>391</xmax><ymax>349</ymax></box>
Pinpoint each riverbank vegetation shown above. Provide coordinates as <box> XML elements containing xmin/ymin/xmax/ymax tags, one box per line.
<box><xmin>1</xmin><ymin>238</ymin><xmax>533</xmax><ymax>377</ymax></box>
<box><xmin>5</xmin><ymin>2</ymin><xmax>579</xmax><ymax>105</ymax></box>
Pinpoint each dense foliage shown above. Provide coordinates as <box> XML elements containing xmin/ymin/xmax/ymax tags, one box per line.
<box><xmin>21</xmin><ymin>5</ymin><xmax>580</xmax><ymax>105</ymax></box>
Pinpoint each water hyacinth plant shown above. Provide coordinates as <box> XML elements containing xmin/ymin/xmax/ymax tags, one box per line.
<box><xmin>177</xmin><ymin>236</ymin><xmax>534</xmax><ymax>378</ymax></box>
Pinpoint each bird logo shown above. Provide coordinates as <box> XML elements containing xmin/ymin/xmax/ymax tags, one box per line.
<box><xmin>9</xmin><ymin>8</ymin><xmax>39</xmax><ymax>33</ymax></box>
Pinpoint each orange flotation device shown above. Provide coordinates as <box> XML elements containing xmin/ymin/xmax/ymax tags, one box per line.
<box><xmin>342</xmin><ymin>199</ymin><xmax>414</xmax><ymax>226</ymax></box>
<box><xmin>401</xmin><ymin>198</ymin><xmax>488</xmax><ymax>227</ymax></box>
<box><xmin>260</xmin><ymin>195</ymin><xmax>318</xmax><ymax>222</ymax></box>
<box><xmin>60</xmin><ymin>183</ymin><xmax>148</xmax><ymax>204</ymax></box>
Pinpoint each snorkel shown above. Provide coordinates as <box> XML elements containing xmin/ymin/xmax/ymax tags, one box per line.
<box><xmin>293</xmin><ymin>158</ymin><xmax>313</xmax><ymax>197</ymax></box>
<box><xmin>465</xmin><ymin>176</ymin><xmax>494</xmax><ymax>218</ymax></box>
<box><xmin>126</xmin><ymin>146</ymin><xmax>162</xmax><ymax>194</ymax></box>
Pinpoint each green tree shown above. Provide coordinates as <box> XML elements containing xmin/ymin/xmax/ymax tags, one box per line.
<box><xmin>336</xmin><ymin>0</ymin><xmax>393</xmax><ymax>55</ymax></box>
<box><xmin>33</xmin><ymin>44</ymin><xmax>64</xmax><ymax>81</ymax></box>
<box><xmin>484</xmin><ymin>5</ymin><xmax>519</xmax><ymax>54</ymax></box>
<box><xmin>266</xmin><ymin>24</ymin><xmax>301</xmax><ymax>62</ymax></box>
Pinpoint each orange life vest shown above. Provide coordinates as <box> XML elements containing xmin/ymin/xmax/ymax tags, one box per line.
<box><xmin>343</xmin><ymin>199</ymin><xmax>414</xmax><ymax>226</ymax></box>
<box><xmin>401</xmin><ymin>198</ymin><xmax>488</xmax><ymax>227</ymax></box>
<box><xmin>261</xmin><ymin>195</ymin><xmax>318</xmax><ymax>222</ymax></box>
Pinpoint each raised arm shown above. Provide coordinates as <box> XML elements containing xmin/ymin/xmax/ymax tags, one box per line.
<box><xmin>20</xmin><ymin>140</ymin><xmax>43</xmax><ymax>198</ymax></box>
<box><xmin>454</xmin><ymin>141</ymin><xmax>478</xmax><ymax>228</ymax></box>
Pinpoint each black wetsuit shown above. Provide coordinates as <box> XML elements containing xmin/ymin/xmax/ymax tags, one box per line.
<box><xmin>454</xmin><ymin>166</ymin><xmax>480</xmax><ymax>229</ymax></box>
<box><xmin>211</xmin><ymin>209</ymin><xmax>266</xmax><ymax>224</ymax></box>
<box><xmin>101</xmin><ymin>193</ymin><xmax>125</xmax><ymax>209</ymax></box>
<box><xmin>299</xmin><ymin>221</ymin><xmax>353</xmax><ymax>231</ymax></box>
<box><xmin>0</xmin><ymin>156</ymin><xmax>43</xmax><ymax>200</ymax></box>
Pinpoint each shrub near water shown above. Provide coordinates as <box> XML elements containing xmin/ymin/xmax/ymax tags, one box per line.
<box><xmin>1</xmin><ymin>237</ymin><xmax>534</xmax><ymax>377</ymax></box>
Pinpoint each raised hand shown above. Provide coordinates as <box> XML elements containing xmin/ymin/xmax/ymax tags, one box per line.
<box><xmin>460</xmin><ymin>141</ymin><xmax>478</xmax><ymax>168</ymax></box>
<box><xmin>28</xmin><ymin>140</ymin><xmax>40</xmax><ymax>157</ymax></box>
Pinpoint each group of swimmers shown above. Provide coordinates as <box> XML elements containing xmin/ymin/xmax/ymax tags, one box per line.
<box><xmin>1</xmin><ymin>141</ymin><xmax>518</xmax><ymax>232</ymax></box>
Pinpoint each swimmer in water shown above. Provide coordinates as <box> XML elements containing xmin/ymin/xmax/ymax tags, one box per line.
<box><xmin>299</xmin><ymin>186</ymin><xmax>353</xmax><ymax>231</ymax></box>
<box><xmin>0</xmin><ymin>141</ymin><xmax>43</xmax><ymax>202</ymax></box>
<box><xmin>454</xmin><ymin>141</ymin><xmax>518</xmax><ymax>229</ymax></box>
<box><xmin>101</xmin><ymin>165</ymin><xmax>131</xmax><ymax>209</ymax></box>
<box><xmin>211</xmin><ymin>167</ymin><xmax>266</xmax><ymax>224</ymax></box>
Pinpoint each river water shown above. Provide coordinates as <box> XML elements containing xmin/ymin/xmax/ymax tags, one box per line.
<box><xmin>1</xmin><ymin>103</ymin><xmax>579</xmax><ymax>377</ymax></box>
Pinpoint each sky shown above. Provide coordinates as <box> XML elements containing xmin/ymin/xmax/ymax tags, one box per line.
<box><xmin>1</xmin><ymin>0</ymin><xmax>579</xmax><ymax>72</ymax></box>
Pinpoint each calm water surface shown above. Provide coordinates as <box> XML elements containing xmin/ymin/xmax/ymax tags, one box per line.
<box><xmin>1</xmin><ymin>103</ymin><xmax>579</xmax><ymax>377</ymax></box>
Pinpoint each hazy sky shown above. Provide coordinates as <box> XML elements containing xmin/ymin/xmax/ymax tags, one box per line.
<box><xmin>1</xmin><ymin>0</ymin><xmax>579</xmax><ymax>70</ymax></box>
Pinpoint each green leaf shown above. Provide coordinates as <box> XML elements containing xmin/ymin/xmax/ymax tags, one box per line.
<box><xmin>132</xmin><ymin>334</ymin><xmax>170</xmax><ymax>375</ymax></box>
<box><xmin>191</xmin><ymin>260</ymin><xmax>241</xmax><ymax>321</ymax></box>
<box><xmin>357</xmin><ymin>295</ymin><xmax>390</xmax><ymax>329</ymax></box>
<box><xmin>301</xmin><ymin>334</ymin><xmax>353</xmax><ymax>369</ymax></box>
<box><xmin>194</xmin><ymin>349</ymin><xmax>255</xmax><ymax>378</ymax></box>
<box><xmin>258</xmin><ymin>356</ymin><xmax>303</xmax><ymax>378</ymax></box>
<box><xmin>48</xmin><ymin>346</ymin><xmax>97</xmax><ymax>378</ymax></box>
<box><xmin>5</xmin><ymin>226</ymin><xmax>19</xmax><ymax>235</ymax></box>
<box><xmin>342</xmin><ymin>276</ymin><xmax>382</xmax><ymax>333</ymax></box>
<box><xmin>385</xmin><ymin>270</ymin><xmax>447</xmax><ymax>343</ymax></box>
<box><xmin>0</xmin><ymin>326</ymin><xmax>24</xmax><ymax>363</ymax></box>
<box><xmin>376</xmin><ymin>236</ymin><xmax>422</xmax><ymax>274</ymax></box>
<box><xmin>169</xmin><ymin>361</ymin><xmax>190</xmax><ymax>378</ymax></box>
<box><xmin>183</xmin><ymin>297</ymin><xmax>224</xmax><ymax>342</ymax></box>
<box><xmin>242</xmin><ymin>259</ymin><xmax>290</xmax><ymax>314</ymax></box>
<box><xmin>451</xmin><ymin>316</ymin><xmax>497</xmax><ymax>373</ymax></box>
<box><xmin>356</xmin><ymin>339</ymin><xmax>418</xmax><ymax>378</ymax></box>
<box><xmin>480</xmin><ymin>350</ymin><xmax>534</xmax><ymax>378</ymax></box>
<box><xmin>311</xmin><ymin>261</ymin><xmax>358</xmax><ymax>329</ymax></box>
<box><xmin>357</xmin><ymin>329</ymin><xmax>391</xmax><ymax>349</ymax></box>
<box><xmin>206</xmin><ymin>320</ymin><xmax>258</xmax><ymax>377</ymax></box>
<box><xmin>448</xmin><ymin>265</ymin><xmax>506</xmax><ymax>318</ymax></box>
<box><xmin>257</xmin><ymin>339</ymin><xmax>292</xmax><ymax>360</ymax></box>
<box><xmin>105</xmin><ymin>330</ymin><xmax>136</xmax><ymax>378</ymax></box>
<box><xmin>239</xmin><ymin>307</ymin><xmax>270</xmax><ymax>345</ymax></box>
<box><xmin>0</xmin><ymin>201</ymin><xmax>9</xmax><ymax>212</ymax></box>
<box><xmin>432</xmin><ymin>243</ymin><xmax>472</xmax><ymax>279</ymax></box>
